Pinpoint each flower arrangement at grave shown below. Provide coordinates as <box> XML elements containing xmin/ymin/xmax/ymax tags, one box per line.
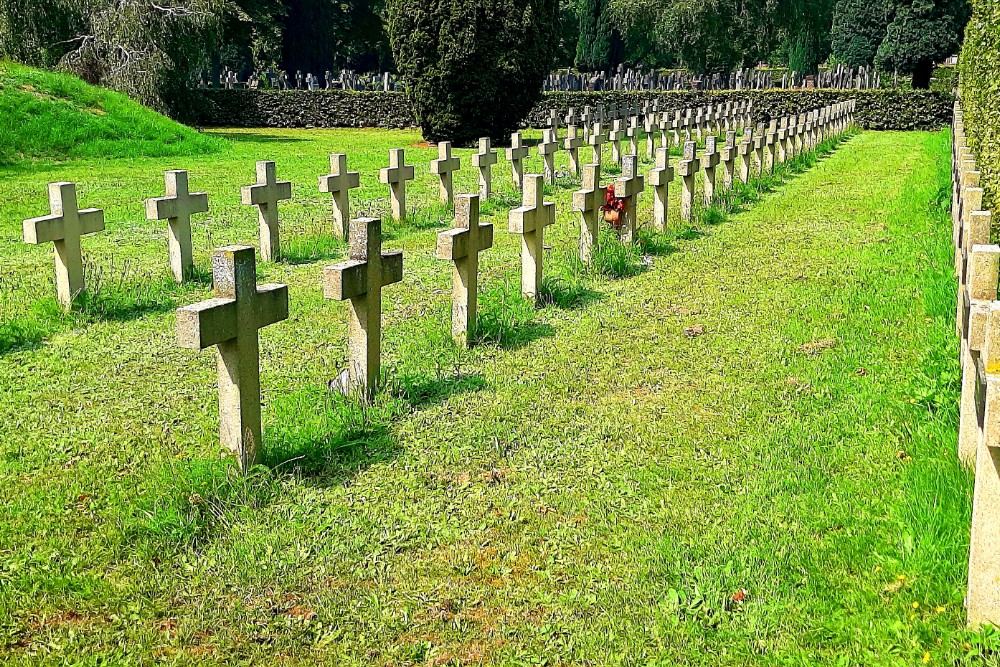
<box><xmin>601</xmin><ymin>184</ymin><xmax>627</xmax><ymax>229</ymax></box>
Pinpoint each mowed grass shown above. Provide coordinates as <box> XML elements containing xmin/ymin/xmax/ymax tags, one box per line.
<box><xmin>0</xmin><ymin>62</ymin><xmax>223</xmax><ymax>166</ymax></box>
<box><xmin>0</xmin><ymin>124</ymin><xmax>991</xmax><ymax>664</ymax></box>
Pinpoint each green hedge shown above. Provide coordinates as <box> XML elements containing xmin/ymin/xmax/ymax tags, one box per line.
<box><xmin>960</xmin><ymin>0</ymin><xmax>1000</xmax><ymax>209</ymax></box>
<box><xmin>194</xmin><ymin>88</ymin><xmax>952</xmax><ymax>134</ymax></box>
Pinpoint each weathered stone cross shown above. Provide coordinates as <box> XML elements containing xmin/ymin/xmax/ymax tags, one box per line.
<box><xmin>176</xmin><ymin>245</ymin><xmax>289</xmax><ymax>471</ymax></box>
<box><xmin>146</xmin><ymin>170</ymin><xmax>209</xmax><ymax>283</ymax></box>
<box><xmin>738</xmin><ymin>129</ymin><xmax>754</xmax><ymax>184</ymax></box>
<box><xmin>472</xmin><ymin>137</ymin><xmax>499</xmax><ymax>199</ymax></box>
<box><xmin>720</xmin><ymin>131</ymin><xmax>737</xmax><ymax>191</ymax></box>
<box><xmin>776</xmin><ymin>117</ymin><xmax>788</xmax><ymax>164</ymax></box>
<box><xmin>319</xmin><ymin>153</ymin><xmax>360</xmax><ymax>240</ymax></box>
<box><xmin>627</xmin><ymin>116</ymin><xmax>640</xmax><ymax>157</ymax></box>
<box><xmin>509</xmin><ymin>174</ymin><xmax>555</xmax><ymax>303</ymax></box>
<box><xmin>649</xmin><ymin>147</ymin><xmax>674</xmax><ymax>232</ymax></box>
<box><xmin>539</xmin><ymin>128</ymin><xmax>559</xmax><ymax>185</ymax></box>
<box><xmin>506</xmin><ymin>132</ymin><xmax>529</xmax><ymax>190</ymax></box>
<box><xmin>241</xmin><ymin>161</ymin><xmax>292</xmax><ymax>262</ymax></box>
<box><xmin>615</xmin><ymin>155</ymin><xmax>645</xmax><ymax>244</ymax></box>
<box><xmin>430</xmin><ymin>141</ymin><xmax>461</xmax><ymax>207</ymax></box>
<box><xmin>436</xmin><ymin>194</ymin><xmax>494</xmax><ymax>347</ymax></box>
<box><xmin>573</xmin><ymin>163</ymin><xmax>603</xmax><ymax>264</ymax></box>
<box><xmin>644</xmin><ymin>111</ymin><xmax>657</xmax><ymax>157</ymax></box>
<box><xmin>677</xmin><ymin>141</ymin><xmax>701</xmax><ymax>222</ymax></box>
<box><xmin>563</xmin><ymin>125</ymin><xmax>584</xmax><ymax>177</ymax></box>
<box><xmin>701</xmin><ymin>136</ymin><xmax>720</xmax><ymax>206</ymax></box>
<box><xmin>609</xmin><ymin>119</ymin><xmax>626</xmax><ymax>166</ymax></box>
<box><xmin>379</xmin><ymin>148</ymin><xmax>415</xmax><ymax>222</ymax></box>
<box><xmin>23</xmin><ymin>182</ymin><xmax>105</xmax><ymax>309</ymax></box>
<box><xmin>765</xmin><ymin>121</ymin><xmax>778</xmax><ymax>173</ymax></box>
<box><xmin>589</xmin><ymin>122</ymin><xmax>608</xmax><ymax>165</ymax></box>
<box><xmin>753</xmin><ymin>127</ymin><xmax>767</xmax><ymax>177</ymax></box>
<box><xmin>323</xmin><ymin>217</ymin><xmax>403</xmax><ymax>401</ymax></box>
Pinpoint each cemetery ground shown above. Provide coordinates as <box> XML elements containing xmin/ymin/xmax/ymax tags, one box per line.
<box><xmin>0</xmin><ymin>124</ymin><xmax>991</xmax><ymax>664</ymax></box>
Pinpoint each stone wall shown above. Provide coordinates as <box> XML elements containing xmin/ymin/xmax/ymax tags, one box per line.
<box><xmin>194</xmin><ymin>89</ymin><xmax>952</xmax><ymax>133</ymax></box>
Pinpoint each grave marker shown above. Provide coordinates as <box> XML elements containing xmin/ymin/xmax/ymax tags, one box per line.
<box><xmin>573</xmin><ymin>163</ymin><xmax>603</xmax><ymax>264</ymax></box>
<box><xmin>436</xmin><ymin>195</ymin><xmax>494</xmax><ymax>347</ymax></box>
<box><xmin>176</xmin><ymin>245</ymin><xmax>289</xmax><ymax>470</ymax></box>
<box><xmin>473</xmin><ymin>137</ymin><xmax>499</xmax><ymax>200</ymax></box>
<box><xmin>508</xmin><ymin>174</ymin><xmax>555</xmax><ymax>303</ymax></box>
<box><xmin>23</xmin><ymin>182</ymin><xmax>105</xmax><ymax>309</ymax></box>
<box><xmin>146</xmin><ymin>170</ymin><xmax>209</xmax><ymax>283</ymax></box>
<box><xmin>430</xmin><ymin>142</ymin><xmax>461</xmax><ymax>207</ymax></box>
<box><xmin>379</xmin><ymin>149</ymin><xmax>416</xmax><ymax>222</ymax></box>
<box><xmin>616</xmin><ymin>155</ymin><xmax>645</xmax><ymax>244</ymax></box>
<box><xmin>507</xmin><ymin>132</ymin><xmax>529</xmax><ymax>190</ymax></box>
<box><xmin>589</xmin><ymin>122</ymin><xmax>608</xmax><ymax>165</ymax></box>
<box><xmin>539</xmin><ymin>129</ymin><xmax>559</xmax><ymax>185</ymax></box>
<box><xmin>323</xmin><ymin>217</ymin><xmax>403</xmax><ymax>400</ymax></box>
<box><xmin>610</xmin><ymin>120</ymin><xmax>626</xmax><ymax>166</ymax></box>
<box><xmin>564</xmin><ymin>125</ymin><xmax>584</xmax><ymax>177</ymax></box>
<box><xmin>649</xmin><ymin>147</ymin><xmax>675</xmax><ymax>232</ymax></box>
<box><xmin>701</xmin><ymin>136</ymin><xmax>720</xmax><ymax>206</ymax></box>
<box><xmin>241</xmin><ymin>161</ymin><xmax>292</xmax><ymax>262</ymax></box>
<box><xmin>319</xmin><ymin>153</ymin><xmax>361</xmax><ymax>240</ymax></box>
<box><xmin>720</xmin><ymin>131</ymin><xmax>737</xmax><ymax>191</ymax></box>
<box><xmin>677</xmin><ymin>142</ymin><xmax>701</xmax><ymax>222</ymax></box>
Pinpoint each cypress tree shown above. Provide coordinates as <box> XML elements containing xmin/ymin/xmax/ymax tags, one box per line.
<box><xmin>386</xmin><ymin>0</ymin><xmax>559</xmax><ymax>144</ymax></box>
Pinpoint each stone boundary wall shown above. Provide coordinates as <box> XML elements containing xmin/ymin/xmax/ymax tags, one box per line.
<box><xmin>194</xmin><ymin>89</ymin><xmax>951</xmax><ymax>133</ymax></box>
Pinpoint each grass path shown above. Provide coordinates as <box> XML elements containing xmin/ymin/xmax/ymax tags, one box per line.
<box><xmin>1</xmin><ymin>129</ymin><xmax>989</xmax><ymax>664</ymax></box>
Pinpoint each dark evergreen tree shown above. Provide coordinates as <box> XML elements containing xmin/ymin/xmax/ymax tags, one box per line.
<box><xmin>575</xmin><ymin>0</ymin><xmax>614</xmax><ymax>69</ymax></box>
<box><xmin>875</xmin><ymin>0</ymin><xmax>970</xmax><ymax>88</ymax></box>
<box><xmin>830</xmin><ymin>0</ymin><xmax>894</xmax><ymax>67</ymax></box>
<box><xmin>386</xmin><ymin>0</ymin><xmax>559</xmax><ymax>144</ymax></box>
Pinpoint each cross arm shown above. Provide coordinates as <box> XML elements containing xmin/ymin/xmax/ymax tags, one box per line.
<box><xmin>256</xmin><ymin>284</ymin><xmax>290</xmax><ymax>329</ymax></box>
<box><xmin>615</xmin><ymin>176</ymin><xmax>645</xmax><ymax>199</ymax></box>
<box><xmin>437</xmin><ymin>228</ymin><xmax>470</xmax><ymax>261</ymax></box>
<box><xmin>176</xmin><ymin>298</ymin><xmax>238</xmax><ymax>350</ymax></box>
<box><xmin>23</xmin><ymin>213</ymin><xmax>64</xmax><ymax>244</ymax></box>
<box><xmin>648</xmin><ymin>168</ymin><xmax>674</xmax><ymax>187</ymax></box>
<box><xmin>324</xmin><ymin>260</ymin><xmax>369</xmax><ymax>301</ymax></box>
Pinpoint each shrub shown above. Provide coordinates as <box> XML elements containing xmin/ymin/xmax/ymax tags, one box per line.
<box><xmin>960</xmin><ymin>0</ymin><xmax>1000</xmax><ymax>210</ymax></box>
<box><xmin>385</xmin><ymin>0</ymin><xmax>560</xmax><ymax>144</ymax></box>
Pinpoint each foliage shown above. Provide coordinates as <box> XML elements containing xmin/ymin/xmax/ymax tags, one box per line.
<box><xmin>0</xmin><ymin>62</ymin><xmax>222</xmax><ymax>165</ymax></box>
<box><xmin>279</xmin><ymin>0</ymin><xmax>390</xmax><ymax>75</ymax></box>
<box><xmin>959</xmin><ymin>0</ymin><xmax>1000</xmax><ymax>208</ymax></box>
<box><xmin>831</xmin><ymin>0</ymin><xmax>895</xmax><ymax>67</ymax></box>
<box><xmin>575</xmin><ymin>0</ymin><xmax>620</xmax><ymax>69</ymax></box>
<box><xmin>385</xmin><ymin>0</ymin><xmax>559</xmax><ymax>144</ymax></box>
<box><xmin>874</xmin><ymin>0</ymin><xmax>970</xmax><ymax>88</ymax></box>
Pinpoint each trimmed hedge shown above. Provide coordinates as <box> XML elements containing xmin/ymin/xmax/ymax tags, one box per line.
<box><xmin>960</xmin><ymin>0</ymin><xmax>1000</xmax><ymax>209</ymax></box>
<box><xmin>194</xmin><ymin>88</ymin><xmax>952</xmax><ymax>133</ymax></box>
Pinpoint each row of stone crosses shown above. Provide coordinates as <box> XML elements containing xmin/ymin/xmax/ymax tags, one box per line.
<box><xmin>951</xmin><ymin>100</ymin><xmax>1000</xmax><ymax>629</ymax></box>
<box><xmin>20</xmin><ymin>99</ymin><xmax>855</xmax><ymax>472</ymax></box>
<box><xmin>206</xmin><ymin>68</ymin><xmax>398</xmax><ymax>93</ymax></box>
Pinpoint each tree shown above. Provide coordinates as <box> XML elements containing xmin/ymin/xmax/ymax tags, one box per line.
<box><xmin>781</xmin><ymin>0</ymin><xmax>835</xmax><ymax>73</ymax></box>
<box><xmin>575</xmin><ymin>0</ymin><xmax>619</xmax><ymax>69</ymax></box>
<box><xmin>875</xmin><ymin>0</ymin><xmax>969</xmax><ymax>88</ymax></box>
<box><xmin>830</xmin><ymin>0</ymin><xmax>894</xmax><ymax>67</ymax></box>
<box><xmin>386</xmin><ymin>0</ymin><xmax>559</xmax><ymax>144</ymax></box>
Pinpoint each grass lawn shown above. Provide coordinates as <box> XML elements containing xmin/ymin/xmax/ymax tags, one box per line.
<box><xmin>0</xmin><ymin>125</ymin><xmax>991</xmax><ymax>665</ymax></box>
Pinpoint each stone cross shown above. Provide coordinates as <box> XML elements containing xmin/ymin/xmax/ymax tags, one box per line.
<box><xmin>430</xmin><ymin>141</ymin><xmax>461</xmax><ymax>206</ymax></box>
<box><xmin>589</xmin><ymin>122</ymin><xmax>608</xmax><ymax>165</ymax></box>
<box><xmin>609</xmin><ymin>119</ymin><xmax>626</xmax><ymax>166</ymax></box>
<box><xmin>23</xmin><ymin>182</ymin><xmax>105</xmax><ymax>309</ymax></box>
<box><xmin>627</xmin><ymin>117</ymin><xmax>640</xmax><ymax>157</ymax></box>
<box><xmin>319</xmin><ymin>153</ymin><xmax>361</xmax><ymax>240</ymax></box>
<box><xmin>507</xmin><ymin>132</ymin><xmax>529</xmax><ymax>190</ymax></box>
<box><xmin>765</xmin><ymin>122</ymin><xmax>778</xmax><ymax>173</ymax></box>
<box><xmin>737</xmin><ymin>130</ymin><xmax>754</xmax><ymax>184</ymax></box>
<box><xmin>753</xmin><ymin>128</ymin><xmax>767</xmax><ymax>178</ymax></box>
<box><xmin>967</xmin><ymin>297</ymin><xmax>1000</xmax><ymax>627</ymax></box>
<box><xmin>644</xmin><ymin>111</ymin><xmax>657</xmax><ymax>157</ymax></box>
<box><xmin>176</xmin><ymin>245</ymin><xmax>289</xmax><ymax>470</ymax></box>
<box><xmin>573</xmin><ymin>163</ymin><xmax>603</xmax><ymax>264</ymax></box>
<box><xmin>563</xmin><ymin>125</ymin><xmax>584</xmax><ymax>177</ymax></box>
<box><xmin>581</xmin><ymin>106</ymin><xmax>593</xmax><ymax>142</ymax></box>
<box><xmin>959</xmin><ymin>220</ymin><xmax>995</xmax><ymax>463</ymax></box>
<box><xmin>701</xmin><ymin>136</ymin><xmax>720</xmax><ymax>206</ymax></box>
<box><xmin>649</xmin><ymin>148</ymin><xmax>675</xmax><ymax>232</ymax></box>
<box><xmin>146</xmin><ymin>170</ymin><xmax>209</xmax><ymax>283</ymax></box>
<box><xmin>615</xmin><ymin>155</ymin><xmax>645</xmax><ymax>244</ymax></box>
<box><xmin>776</xmin><ymin>118</ymin><xmax>788</xmax><ymax>164</ymax></box>
<box><xmin>473</xmin><ymin>137</ymin><xmax>499</xmax><ymax>200</ymax></box>
<box><xmin>508</xmin><ymin>174</ymin><xmax>555</xmax><ymax>303</ymax></box>
<box><xmin>241</xmin><ymin>161</ymin><xmax>292</xmax><ymax>262</ymax></box>
<box><xmin>379</xmin><ymin>148</ymin><xmax>416</xmax><ymax>222</ymax></box>
<box><xmin>677</xmin><ymin>142</ymin><xmax>701</xmax><ymax>222</ymax></box>
<box><xmin>323</xmin><ymin>217</ymin><xmax>403</xmax><ymax>400</ymax></box>
<box><xmin>720</xmin><ymin>131</ymin><xmax>737</xmax><ymax>191</ymax></box>
<box><xmin>539</xmin><ymin>128</ymin><xmax>559</xmax><ymax>185</ymax></box>
<box><xmin>436</xmin><ymin>194</ymin><xmax>494</xmax><ymax>347</ymax></box>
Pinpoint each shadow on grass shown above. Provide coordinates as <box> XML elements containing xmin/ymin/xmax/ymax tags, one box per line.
<box><xmin>475</xmin><ymin>279</ymin><xmax>556</xmax><ymax>350</ymax></box>
<box><xmin>209</xmin><ymin>132</ymin><xmax>309</xmax><ymax>145</ymax></box>
<box><xmin>283</xmin><ymin>232</ymin><xmax>346</xmax><ymax>265</ymax></box>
